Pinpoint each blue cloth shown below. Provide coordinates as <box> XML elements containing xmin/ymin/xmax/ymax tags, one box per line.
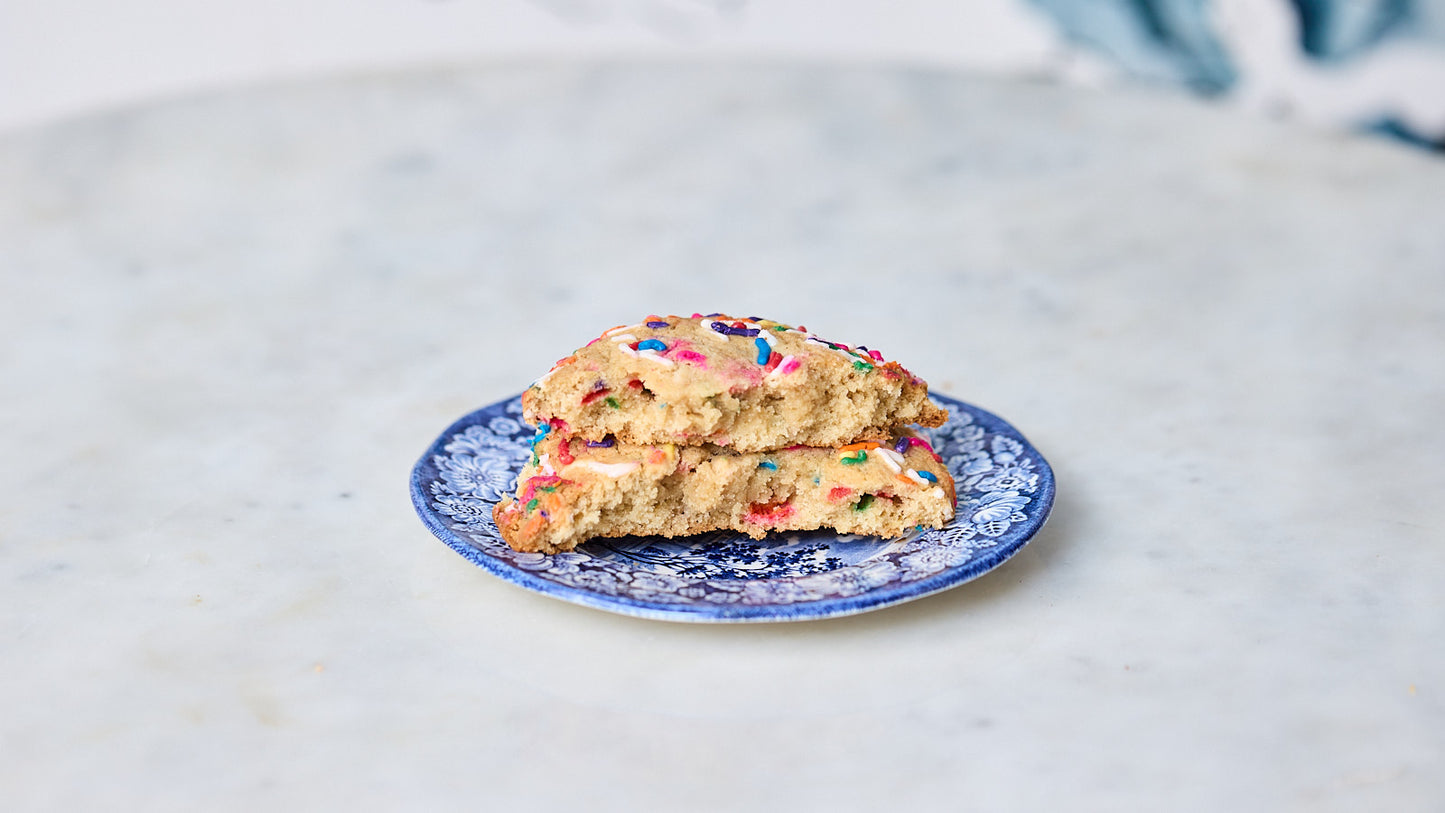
<box><xmin>1028</xmin><ymin>0</ymin><xmax>1445</xmax><ymax>149</ymax></box>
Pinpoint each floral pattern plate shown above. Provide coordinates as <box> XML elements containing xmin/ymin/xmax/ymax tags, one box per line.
<box><xmin>411</xmin><ymin>393</ymin><xmax>1054</xmax><ymax>623</ymax></box>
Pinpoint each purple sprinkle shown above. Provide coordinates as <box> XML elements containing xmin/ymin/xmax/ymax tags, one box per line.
<box><xmin>894</xmin><ymin>438</ymin><xmax>911</xmax><ymax>454</ymax></box>
<box><xmin>646</xmin><ymin>320</ymin><xmax>669</xmax><ymax>328</ymax></box>
<box><xmin>587</xmin><ymin>437</ymin><xmax>615</xmax><ymax>448</ymax></box>
<box><xmin>706</xmin><ymin>312</ymin><xmax>724</xmax><ymax>317</ymax></box>
<box><xmin>748</xmin><ymin>316</ymin><xmax>763</xmax><ymax>321</ymax></box>
<box><xmin>710</xmin><ymin>321</ymin><xmax>760</xmax><ymax>337</ymax></box>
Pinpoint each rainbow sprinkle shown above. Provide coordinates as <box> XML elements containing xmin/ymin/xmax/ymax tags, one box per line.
<box><xmin>765</xmin><ymin>355</ymin><xmax>801</xmax><ymax>380</ymax></box>
<box><xmin>754</xmin><ymin>337</ymin><xmax>770</xmax><ymax>365</ymax></box>
<box><xmin>710</xmin><ymin>321</ymin><xmax>759</xmax><ymax>337</ymax></box>
<box><xmin>874</xmin><ymin>447</ymin><xmax>905</xmax><ymax>474</ymax></box>
<box><xmin>530</xmin><ymin>423</ymin><xmax>552</xmax><ymax>446</ymax></box>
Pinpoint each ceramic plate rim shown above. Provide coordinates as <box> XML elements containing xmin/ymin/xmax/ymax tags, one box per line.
<box><xmin>410</xmin><ymin>393</ymin><xmax>1055</xmax><ymax>623</ymax></box>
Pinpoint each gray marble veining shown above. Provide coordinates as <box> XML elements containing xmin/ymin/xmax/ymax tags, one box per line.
<box><xmin>1</xmin><ymin>63</ymin><xmax>1442</xmax><ymax>810</ymax></box>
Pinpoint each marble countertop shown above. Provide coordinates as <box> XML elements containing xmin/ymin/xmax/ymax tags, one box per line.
<box><xmin>2</xmin><ymin>63</ymin><xmax>1441</xmax><ymax>811</ymax></box>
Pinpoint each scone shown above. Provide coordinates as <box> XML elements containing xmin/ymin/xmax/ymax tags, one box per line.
<box><xmin>522</xmin><ymin>314</ymin><xmax>946</xmax><ymax>452</ymax></box>
<box><xmin>492</xmin><ymin>426</ymin><xmax>956</xmax><ymax>554</ymax></box>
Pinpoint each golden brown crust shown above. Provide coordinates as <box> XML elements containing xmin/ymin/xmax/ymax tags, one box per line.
<box><xmin>522</xmin><ymin>314</ymin><xmax>945</xmax><ymax>452</ymax></box>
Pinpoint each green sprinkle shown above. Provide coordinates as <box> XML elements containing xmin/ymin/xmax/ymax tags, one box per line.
<box><xmin>772</xmin><ymin>325</ymin><xmax>788</xmax><ymax>331</ymax></box>
<box><xmin>841</xmin><ymin>451</ymin><xmax>867</xmax><ymax>465</ymax></box>
<box><xmin>853</xmin><ymin>494</ymin><xmax>875</xmax><ymax>512</ymax></box>
<box><xmin>605</xmin><ymin>396</ymin><xmax>620</xmax><ymax>409</ymax></box>
<box><xmin>537</xmin><ymin>486</ymin><xmax>557</xmax><ymax>493</ymax></box>
<box><xmin>852</xmin><ymin>360</ymin><xmax>874</xmax><ymax>373</ymax></box>
<box><xmin>525</xmin><ymin>498</ymin><xmax>539</xmax><ymax>512</ymax></box>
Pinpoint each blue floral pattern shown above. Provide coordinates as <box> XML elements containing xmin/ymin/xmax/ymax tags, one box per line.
<box><xmin>411</xmin><ymin>393</ymin><xmax>1055</xmax><ymax>622</ymax></box>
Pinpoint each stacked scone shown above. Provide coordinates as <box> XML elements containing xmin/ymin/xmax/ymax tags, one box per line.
<box><xmin>492</xmin><ymin>314</ymin><xmax>956</xmax><ymax>553</ymax></box>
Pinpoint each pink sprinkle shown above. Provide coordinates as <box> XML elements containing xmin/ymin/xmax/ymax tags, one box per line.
<box><xmin>674</xmin><ymin>350</ymin><xmax>708</xmax><ymax>365</ymax></box>
<box><xmin>776</xmin><ymin>356</ymin><xmax>801</xmax><ymax>376</ymax></box>
<box><xmin>868</xmin><ymin>349</ymin><xmax>883</xmax><ymax>362</ymax></box>
<box><xmin>903</xmin><ymin>436</ymin><xmax>943</xmax><ymax>462</ymax></box>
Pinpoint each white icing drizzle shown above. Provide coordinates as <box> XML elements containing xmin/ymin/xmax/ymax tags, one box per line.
<box><xmin>618</xmin><ymin>343</ymin><xmax>674</xmax><ymax>366</ymax></box>
<box><xmin>637</xmin><ymin>349</ymin><xmax>674</xmax><ymax>367</ymax></box>
<box><xmin>569</xmin><ymin>460</ymin><xmax>641</xmax><ymax>477</ymax></box>
<box><xmin>905</xmin><ymin>469</ymin><xmax>929</xmax><ymax>485</ymax></box>
<box><xmin>875</xmin><ymin>447</ymin><xmax>905</xmax><ymax>474</ymax></box>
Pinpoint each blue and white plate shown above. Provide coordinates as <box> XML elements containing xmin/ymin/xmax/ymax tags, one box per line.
<box><xmin>411</xmin><ymin>393</ymin><xmax>1054</xmax><ymax>623</ymax></box>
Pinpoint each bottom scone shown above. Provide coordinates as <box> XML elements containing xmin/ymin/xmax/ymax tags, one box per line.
<box><xmin>492</xmin><ymin>425</ymin><xmax>956</xmax><ymax>554</ymax></box>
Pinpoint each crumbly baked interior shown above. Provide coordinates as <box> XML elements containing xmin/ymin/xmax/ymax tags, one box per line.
<box><xmin>522</xmin><ymin>314</ymin><xmax>946</xmax><ymax>453</ymax></box>
<box><xmin>492</xmin><ymin>427</ymin><xmax>956</xmax><ymax>554</ymax></box>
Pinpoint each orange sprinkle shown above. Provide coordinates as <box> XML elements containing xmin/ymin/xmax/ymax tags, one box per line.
<box><xmin>839</xmin><ymin>441</ymin><xmax>881</xmax><ymax>452</ymax></box>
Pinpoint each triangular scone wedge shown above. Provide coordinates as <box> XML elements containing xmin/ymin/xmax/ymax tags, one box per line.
<box><xmin>492</xmin><ymin>427</ymin><xmax>956</xmax><ymax>554</ymax></box>
<box><xmin>522</xmin><ymin>314</ymin><xmax>946</xmax><ymax>453</ymax></box>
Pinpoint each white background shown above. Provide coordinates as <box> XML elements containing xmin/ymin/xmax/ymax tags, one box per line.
<box><xmin>3</xmin><ymin>0</ymin><xmax>1444</xmax><ymax>138</ymax></box>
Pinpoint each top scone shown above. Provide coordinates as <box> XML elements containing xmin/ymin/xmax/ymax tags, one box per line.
<box><xmin>523</xmin><ymin>313</ymin><xmax>946</xmax><ymax>452</ymax></box>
